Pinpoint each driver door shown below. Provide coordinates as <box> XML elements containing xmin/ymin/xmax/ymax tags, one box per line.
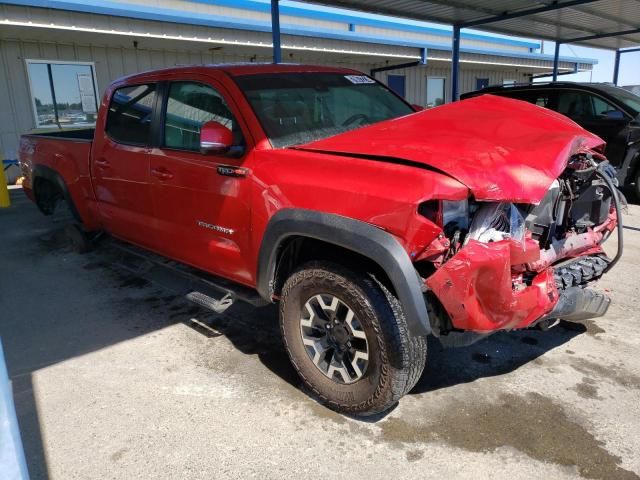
<box><xmin>148</xmin><ymin>76</ymin><xmax>254</xmax><ymax>285</ymax></box>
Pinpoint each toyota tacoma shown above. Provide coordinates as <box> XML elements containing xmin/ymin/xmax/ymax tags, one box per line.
<box><xmin>18</xmin><ymin>64</ymin><xmax>623</xmax><ymax>415</ymax></box>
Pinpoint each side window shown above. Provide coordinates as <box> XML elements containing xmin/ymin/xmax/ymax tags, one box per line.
<box><xmin>164</xmin><ymin>82</ymin><xmax>242</xmax><ymax>152</ymax></box>
<box><xmin>106</xmin><ymin>84</ymin><xmax>156</xmax><ymax>145</ymax></box>
<box><xmin>531</xmin><ymin>92</ymin><xmax>552</xmax><ymax>108</ymax></box>
<box><xmin>590</xmin><ymin>95</ymin><xmax>620</xmax><ymax>118</ymax></box>
<box><xmin>557</xmin><ymin>91</ymin><xmax>591</xmax><ymax>120</ymax></box>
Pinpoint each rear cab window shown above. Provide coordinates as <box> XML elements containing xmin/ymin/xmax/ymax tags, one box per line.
<box><xmin>105</xmin><ymin>84</ymin><xmax>156</xmax><ymax>145</ymax></box>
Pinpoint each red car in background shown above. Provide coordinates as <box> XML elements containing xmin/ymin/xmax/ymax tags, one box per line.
<box><xmin>18</xmin><ymin>64</ymin><xmax>622</xmax><ymax>415</ymax></box>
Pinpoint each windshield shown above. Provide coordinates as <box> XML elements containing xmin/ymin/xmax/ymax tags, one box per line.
<box><xmin>234</xmin><ymin>72</ymin><xmax>415</xmax><ymax>148</ymax></box>
<box><xmin>597</xmin><ymin>84</ymin><xmax>640</xmax><ymax>116</ymax></box>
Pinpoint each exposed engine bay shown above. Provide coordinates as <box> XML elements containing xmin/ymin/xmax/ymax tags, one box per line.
<box><xmin>423</xmin><ymin>150</ymin><xmax>623</xmax><ymax>339</ymax></box>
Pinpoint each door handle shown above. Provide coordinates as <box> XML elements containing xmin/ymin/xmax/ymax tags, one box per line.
<box><xmin>151</xmin><ymin>167</ymin><xmax>174</xmax><ymax>180</ymax></box>
<box><xmin>95</xmin><ymin>158</ymin><xmax>110</xmax><ymax>168</ymax></box>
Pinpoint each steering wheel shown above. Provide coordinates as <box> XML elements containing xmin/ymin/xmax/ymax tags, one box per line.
<box><xmin>342</xmin><ymin>113</ymin><xmax>371</xmax><ymax>127</ymax></box>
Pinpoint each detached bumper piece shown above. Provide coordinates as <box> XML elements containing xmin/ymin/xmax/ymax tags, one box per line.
<box><xmin>542</xmin><ymin>287</ymin><xmax>610</xmax><ymax>322</ymax></box>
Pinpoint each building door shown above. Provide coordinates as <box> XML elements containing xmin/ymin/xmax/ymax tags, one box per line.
<box><xmin>426</xmin><ymin>77</ymin><xmax>446</xmax><ymax>108</ymax></box>
<box><xmin>387</xmin><ymin>75</ymin><xmax>406</xmax><ymax>98</ymax></box>
<box><xmin>476</xmin><ymin>78</ymin><xmax>489</xmax><ymax>90</ymax></box>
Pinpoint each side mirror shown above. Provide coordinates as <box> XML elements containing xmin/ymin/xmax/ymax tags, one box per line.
<box><xmin>200</xmin><ymin>121</ymin><xmax>233</xmax><ymax>154</ymax></box>
<box><xmin>412</xmin><ymin>104</ymin><xmax>424</xmax><ymax>112</ymax></box>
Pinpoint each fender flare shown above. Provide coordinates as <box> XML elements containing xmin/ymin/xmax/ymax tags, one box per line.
<box><xmin>32</xmin><ymin>164</ymin><xmax>82</xmax><ymax>223</ymax></box>
<box><xmin>256</xmin><ymin>209</ymin><xmax>430</xmax><ymax>336</ymax></box>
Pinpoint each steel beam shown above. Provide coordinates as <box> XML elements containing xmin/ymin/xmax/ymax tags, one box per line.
<box><xmin>459</xmin><ymin>0</ymin><xmax>599</xmax><ymax>28</ymax></box>
<box><xmin>566</xmin><ymin>27</ymin><xmax>640</xmax><ymax>43</ymax></box>
<box><xmin>270</xmin><ymin>0</ymin><xmax>281</xmax><ymax>64</ymax></box>
<box><xmin>370</xmin><ymin>48</ymin><xmax>427</xmax><ymax>77</ymax></box>
<box><xmin>613</xmin><ymin>47</ymin><xmax>640</xmax><ymax>85</ymax></box>
<box><xmin>451</xmin><ymin>25</ymin><xmax>461</xmax><ymax>101</ymax></box>
<box><xmin>552</xmin><ymin>42</ymin><xmax>561</xmax><ymax>82</ymax></box>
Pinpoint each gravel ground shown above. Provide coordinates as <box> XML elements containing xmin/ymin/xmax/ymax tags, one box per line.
<box><xmin>1</xmin><ymin>188</ymin><xmax>639</xmax><ymax>480</ymax></box>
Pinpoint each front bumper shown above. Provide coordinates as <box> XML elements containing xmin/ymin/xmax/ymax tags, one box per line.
<box><xmin>425</xmin><ymin>237</ymin><xmax>611</xmax><ymax>333</ymax></box>
<box><xmin>426</xmin><ymin>238</ymin><xmax>559</xmax><ymax>332</ymax></box>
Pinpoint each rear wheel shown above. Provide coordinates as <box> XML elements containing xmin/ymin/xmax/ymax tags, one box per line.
<box><xmin>280</xmin><ymin>262</ymin><xmax>426</xmax><ymax>416</ymax></box>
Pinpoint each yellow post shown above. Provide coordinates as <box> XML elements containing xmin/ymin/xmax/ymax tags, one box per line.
<box><xmin>0</xmin><ymin>156</ymin><xmax>11</xmax><ymax>208</ymax></box>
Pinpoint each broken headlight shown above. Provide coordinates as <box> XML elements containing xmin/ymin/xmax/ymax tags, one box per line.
<box><xmin>466</xmin><ymin>203</ymin><xmax>525</xmax><ymax>247</ymax></box>
<box><xmin>442</xmin><ymin>200</ymin><xmax>469</xmax><ymax>231</ymax></box>
<box><xmin>418</xmin><ymin>199</ymin><xmax>469</xmax><ymax>232</ymax></box>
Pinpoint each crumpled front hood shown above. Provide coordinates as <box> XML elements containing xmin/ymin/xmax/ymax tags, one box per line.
<box><xmin>295</xmin><ymin>95</ymin><xmax>605</xmax><ymax>203</ymax></box>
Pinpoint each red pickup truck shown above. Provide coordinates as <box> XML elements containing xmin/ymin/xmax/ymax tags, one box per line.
<box><xmin>19</xmin><ymin>64</ymin><xmax>622</xmax><ymax>415</ymax></box>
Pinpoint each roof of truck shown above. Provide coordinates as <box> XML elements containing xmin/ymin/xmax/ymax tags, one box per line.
<box><xmin>119</xmin><ymin>63</ymin><xmax>362</xmax><ymax>83</ymax></box>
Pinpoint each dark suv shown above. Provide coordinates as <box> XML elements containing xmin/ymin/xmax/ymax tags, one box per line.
<box><xmin>462</xmin><ymin>82</ymin><xmax>640</xmax><ymax>195</ymax></box>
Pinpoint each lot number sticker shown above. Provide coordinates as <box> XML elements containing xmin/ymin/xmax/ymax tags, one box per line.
<box><xmin>344</xmin><ymin>75</ymin><xmax>376</xmax><ymax>84</ymax></box>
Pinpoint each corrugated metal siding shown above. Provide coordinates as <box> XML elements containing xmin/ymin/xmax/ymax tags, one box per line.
<box><xmin>357</xmin><ymin>26</ymin><xmax>530</xmax><ymax>54</ymax></box>
<box><xmin>110</xmin><ymin>0</ymin><xmax>351</xmax><ymax>31</ymax></box>
<box><xmin>371</xmin><ymin>64</ymin><xmax>532</xmax><ymax>106</ymax></box>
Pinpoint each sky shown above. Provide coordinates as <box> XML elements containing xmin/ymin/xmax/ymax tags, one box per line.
<box><xmin>536</xmin><ymin>42</ymin><xmax>640</xmax><ymax>85</ymax></box>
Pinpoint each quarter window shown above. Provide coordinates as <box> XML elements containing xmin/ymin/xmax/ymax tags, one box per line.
<box><xmin>106</xmin><ymin>84</ymin><xmax>156</xmax><ymax>145</ymax></box>
<box><xmin>26</xmin><ymin>60</ymin><xmax>99</xmax><ymax>128</ymax></box>
<box><xmin>164</xmin><ymin>82</ymin><xmax>240</xmax><ymax>152</ymax></box>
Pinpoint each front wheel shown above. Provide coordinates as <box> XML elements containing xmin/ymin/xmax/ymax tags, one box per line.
<box><xmin>279</xmin><ymin>262</ymin><xmax>426</xmax><ymax>416</ymax></box>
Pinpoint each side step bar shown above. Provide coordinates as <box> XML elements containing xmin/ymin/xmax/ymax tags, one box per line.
<box><xmin>105</xmin><ymin>238</ymin><xmax>268</xmax><ymax>311</ymax></box>
<box><xmin>186</xmin><ymin>291</ymin><xmax>234</xmax><ymax>314</ymax></box>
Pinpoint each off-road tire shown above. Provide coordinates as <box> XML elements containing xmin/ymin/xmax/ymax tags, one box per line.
<box><xmin>280</xmin><ymin>261</ymin><xmax>427</xmax><ymax>416</ymax></box>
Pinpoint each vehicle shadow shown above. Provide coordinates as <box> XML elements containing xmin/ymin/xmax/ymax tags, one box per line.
<box><xmin>412</xmin><ymin>322</ymin><xmax>585</xmax><ymax>394</ymax></box>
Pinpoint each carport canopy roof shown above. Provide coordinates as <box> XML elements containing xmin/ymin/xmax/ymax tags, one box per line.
<box><xmin>299</xmin><ymin>0</ymin><xmax>640</xmax><ymax>50</ymax></box>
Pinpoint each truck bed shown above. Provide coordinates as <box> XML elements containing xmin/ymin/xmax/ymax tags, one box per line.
<box><xmin>19</xmin><ymin>128</ymin><xmax>95</xmax><ymax>223</ymax></box>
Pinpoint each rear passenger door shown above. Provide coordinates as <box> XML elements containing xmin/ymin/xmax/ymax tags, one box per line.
<box><xmin>92</xmin><ymin>83</ymin><xmax>159</xmax><ymax>249</ymax></box>
<box><xmin>148</xmin><ymin>76</ymin><xmax>255</xmax><ymax>285</ymax></box>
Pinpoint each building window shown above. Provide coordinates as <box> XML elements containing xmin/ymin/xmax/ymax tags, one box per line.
<box><xmin>503</xmin><ymin>79</ymin><xmax>517</xmax><ymax>86</ymax></box>
<box><xmin>426</xmin><ymin>77</ymin><xmax>445</xmax><ymax>108</ymax></box>
<box><xmin>387</xmin><ymin>75</ymin><xmax>406</xmax><ymax>98</ymax></box>
<box><xmin>26</xmin><ymin>60</ymin><xmax>99</xmax><ymax>128</ymax></box>
<box><xmin>476</xmin><ymin>78</ymin><xmax>490</xmax><ymax>90</ymax></box>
